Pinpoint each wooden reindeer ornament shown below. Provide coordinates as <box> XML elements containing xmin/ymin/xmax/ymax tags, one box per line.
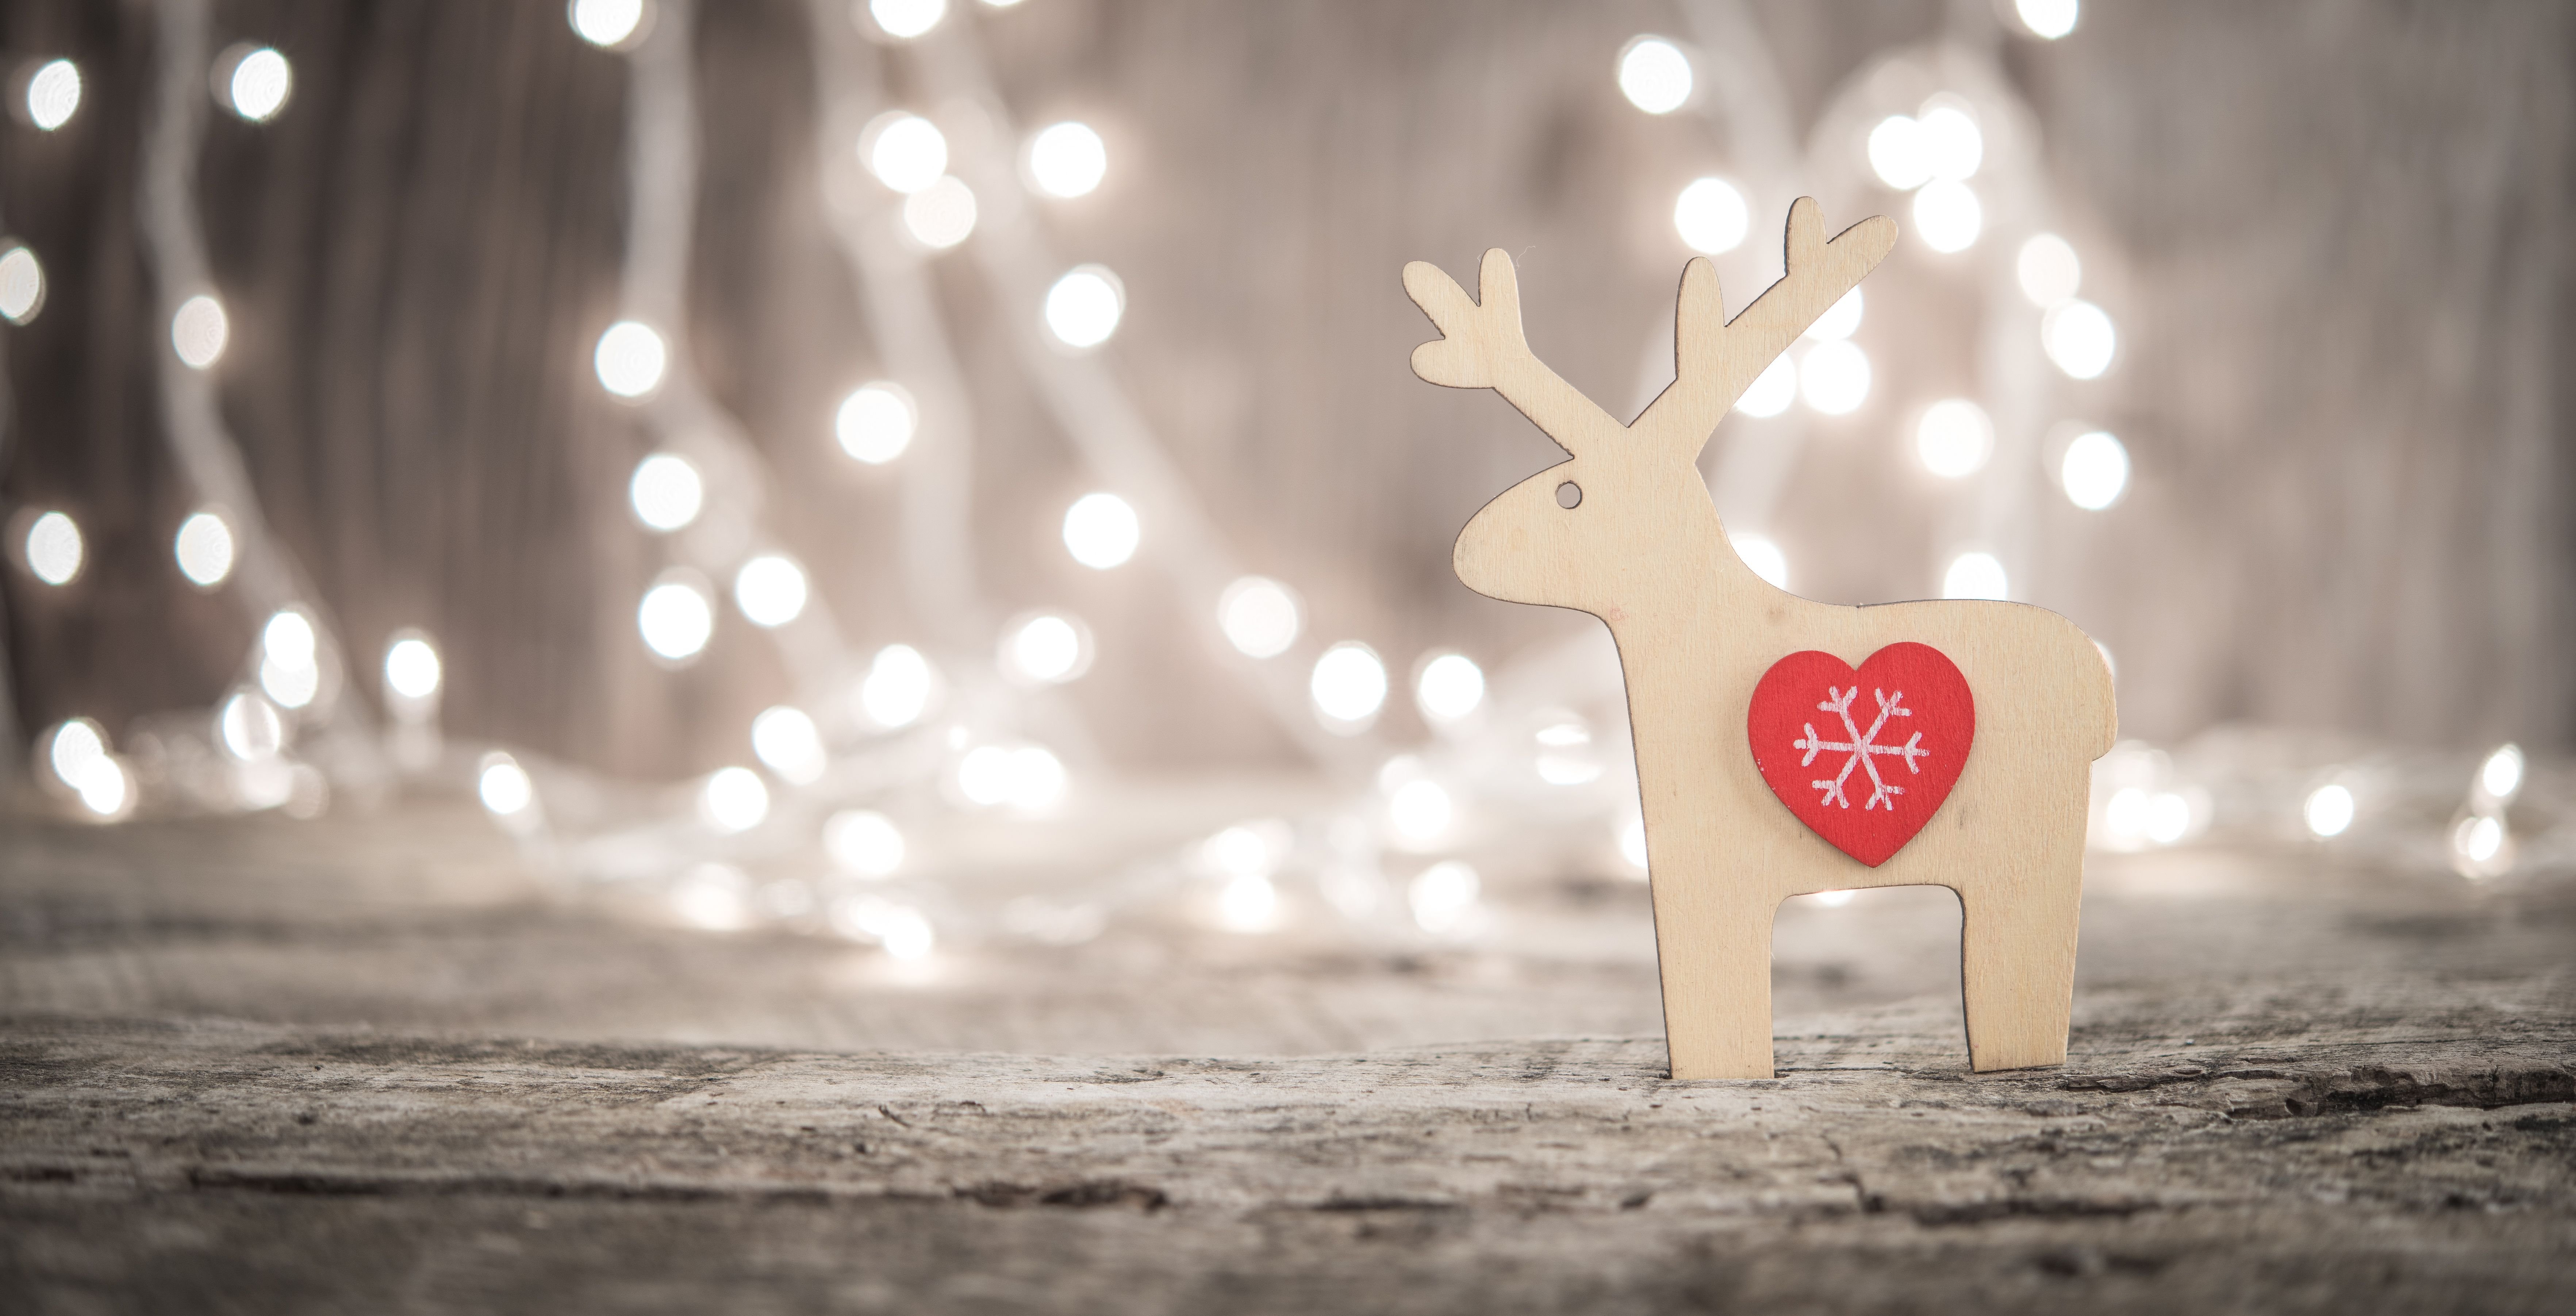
<box><xmin>1405</xmin><ymin>199</ymin><xmax>2116</xmax><ymax>1080</ymax></box>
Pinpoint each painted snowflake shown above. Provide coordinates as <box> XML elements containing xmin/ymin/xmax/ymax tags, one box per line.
<box><xmin>1793</xmin><ymin>686</ymin><xmax>1932</xmax><ymax>811</ymax></box>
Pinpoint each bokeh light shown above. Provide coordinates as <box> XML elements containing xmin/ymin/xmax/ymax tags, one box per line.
<box><xmin>825</xmin><ymin>809</ymin><xmax>906</xmax><ymax>878</ymax></box>
<box><xmin>1735</xmin><ymin>357</ymin><xmax>1796</xmax><ymax>418</ymax></box>
<box><xmin>1001</xmin><ymin>611</ymin><xmax>1093</xmax><ymax>684</ymax></box>
<box><xmin>1798</xmin><ymin>340</ymin><xmax>1870</xmax><ymax>414</ymax></box>
<box><xmin>2304</xmin><ymin>783</ymin><xmax>2355</xmax><ymax>838</ymax></box>
<box><xmin>1911</xmin><ymin>180</ymin><xmax>1982</xmax><ymax>253</ymax></box>
<box><xmin>383</xmin><ymin>633</ymin><xmax>442</xmax><ymax>702</ymax></box>
<box><xmin>1414</xmin><ymin>652</ymin><xmax>1485</xmax><ymax>725</ymax></box>
<box><xmin>174</xmin><ymin>509</ymin><xmax>235</xmax><ymax>587</ymax></box>
<box><xmin>628</xmin><ymin>453</ymin><xmax>703</xmax><ymax>531</ymax></box>
<box><xmin>24</xmin><ymin>510</ymin><xmax>81</xmax><ymax>586</ymax></box>
<box><xmin>638</xmin><ymin>572</ymin><xmax>715</xmax><ymax>663</ymax></box>
<box><xmin>859</xmin><ymin>644</ymin><xmax>937</xmax><ymax>728</ymax></box>
<box><xmin>1942</xmin><ymin>551</ymin><xmax>2008</xmax><ymax>601</ymax></box>
<box><xmin>1310</xmin><ymin>642</ymin><xmax>1387</xmax><ymax>730</ymax></box>
<box><xmin>1062</xmin><ymin>491</ymin><xmax>1139</xmax><ymax>568</ymax></box>
<box><xmin>1408</xmin><ymin>860</ymin><xmax>1481</xmax><ymax>935</ymax></box>
<box><xmin>568</xmin><ymin>0</ymin><xmax>650</xmax><ymax>48</ymax></box>
<box><xmin>260</xmin><ymin>608</ymin><xmax>322</xmax><ymax>709</ymax></box>
<box><xmin>25</xmin><ymin>60</ymin><xmax>79</xmax><ymax>131</ymax></box>
<box><xmin>1027</xmin><ymin>121</ymin><xmax>1107</xmax><ymax>198</ymax></box>
<box><xmin>172</xmin><ymin>295</ymin><xmax>229</xmax><ymax>369</ymax></box>
<box><xmin>224</xmin><ymin>47</ymin><xmax>293</xmax><ymax>122</ymax></box>
<box><xmin>865</xmin><ymin>113</ymin><xmax>948</xmax><ymax>194</ymax></box>
<box><xmin>1867</xmin><ymin>115</ymin><xmax>1930</xmax><ymax>190</ymax></box>
<box><xmin>733</xmin><ymin>554</ymin><xmax>809</xmax><ymax>628</ymax></box>
<box><xmin>2043</xmin><ymin>300</ymin><xmax>2116</xmax><ymax>379</ymax></box>
<box><xmin>1914</xmin><ymin>399</ymin><xmax>1994</xmax><ymax>478</ymax></box>
<box><xmin>1044</xmin><ymin>265</ymin><xmax>1125</xmax><ymax>348</ymax></box>
<box><xmin>1673</xmin><ymin>177</ymin><xmax>1748</xmax><ymax>254</ymax></box>
<box><xmin>1804</xmin><ymin>288</ymin><xmax>1863</xmax><ymax>342</ymax></box>
<box><xmin>1730</xmin><ymin>532</ymin><xmax>1789</xmax><ymax>589</ymax></box>
<box><xmin>2016</xmin><ymin>0</ymin><xmax>2080</xmax><ymax>41</ymax></box>
<box><xmin>1219</xmin><ymin>576</ymin><xmax>1301</xmax><ymax>658</ymax></box>
<box><xmin>2017</xmin><ymin>233</ymin><xmax>2082</xmax><ymax>306</ymax></box>
<box><xmin>2060</xmin><ymin>430</ymin><xmax>2129</xmax><ymax>509</ymax></box>
<box><xmin>902</xmin><ymin>176</ymin><xmax>977</xmax><ymax>248</ymax></box>
<box><xmin>0</xmin><ymin>245</ymin><xmax>43</xmax><ymax>323</ymax></box>
<box><xmin>751</xmin><ymin>705</ymin><xmax>827</xmax><ymax>784</ymax></box>
<box><xmin>1616</xmin><ymin>37</ymin><xmax>1692</xmax><ymax>115</ymax></box>
<box><xmin>869</xmin><ymin>0</ymin><xmax>947</xmax><ymax>39</ymax></box>
<box><xmin>835</xmin><ymin>382</ymin><xmax>916</xmax><ymax>464</ymax></box>
<box><xmin>1918</xmin><ymin>103</ymin><xmax>1982</xmax><ymax>180</ymax></box>
<box><xmin>699</xmin><ymin>766</ymin><xmax>770</xmax><ymax>833</ymax></box>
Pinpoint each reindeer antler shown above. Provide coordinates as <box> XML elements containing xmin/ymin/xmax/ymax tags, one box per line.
<box><xmin>1404</xmin><ymin>249</ymin><xmax>1624</xmax><ymax>457</ymax></box>
<box><xmin>1636</xmin><ymin>198</ymin><xmax>1898</xmax><ymax>455</ymax></box>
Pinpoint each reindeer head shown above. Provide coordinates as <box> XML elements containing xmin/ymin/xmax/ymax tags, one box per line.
<box><xmin>1406</xmin><ymin>199</ymin><xmax>1896</xmax><ymax>618</ymax></box>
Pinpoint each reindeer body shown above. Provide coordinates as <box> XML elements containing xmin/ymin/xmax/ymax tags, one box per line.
<box><xmin>1409</xmin><ymin>200</ymin><xmax>2114</xmax><ymax>1080</ymax></box>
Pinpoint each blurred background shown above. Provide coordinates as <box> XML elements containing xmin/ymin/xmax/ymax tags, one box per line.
<box><xmin>0</xmin><ymin>0</ymin><xmax>2569</xmax><ymax>960</ymax></box>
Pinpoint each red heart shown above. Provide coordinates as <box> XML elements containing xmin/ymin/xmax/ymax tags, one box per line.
<box><xmin>1747</xmin><ymin>642</ymin><xmax>1974</xmax><ymax>867</ymax></box>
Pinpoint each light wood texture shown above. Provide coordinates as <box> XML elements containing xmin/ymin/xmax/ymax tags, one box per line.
<box><xmin>1406</xmin><ymin>199</ymin><xmax>2118</xmax><ymax>1080</ymax></box>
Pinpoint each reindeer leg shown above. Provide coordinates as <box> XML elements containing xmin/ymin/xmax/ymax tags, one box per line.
<box><xmin>1957</xmin><ymin>774</ymin><xmax>2089</xmax><ymax>1071</ymax></box>
<box><xmin>1654</xmin><ymin>874</ymin><xmax>1778</xmax><ymax>1080</ymax></box>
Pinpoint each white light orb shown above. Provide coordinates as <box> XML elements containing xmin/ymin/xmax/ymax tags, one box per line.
<box><xmin>2101</xmin><ymin>785</ymin><xmax>2150</xmax><ymax>849</ymax></box>
<box><xmin>1735</xmin><ymin>356</ymin><xmax>1796</xmax><ymax>418</ymax></box>
<box><xmin>859</xmin><ymin>643</ymin><xmax>936</xmax><ymax>728</ymax></box>
<box><xmin>864</xmin><ymin>113</ymin><xmax>947</xmax><ymax>194</ymax></box>
<box><xmin>0</xmin><ymin>245</ymin><xmax>43</xmax><ymax>323</ymax></box>
<box><xmin>1673</xmin><ymin>177</ymin><xmax>1748</xmax><ymax>255</ymax></box>
<box><xmin>1001</xmin><ymin>611</ymin><xmax>1091</xmax><ymax>684</ymax></box>
<box><xmin>2043</xmin><ymin>299</ymin><xmax>2116</xmax><ymax>379</ymax></box>
<box><xmin>638</xmin><ymin>573</ymin><xmax>715</xmax><ymax>662</ymax></box>
<box><xmin>1914</xmin><ymin>398</ymin><xmax>1995</xmax><ymax>478</ymax></box>
<box><xmin>2017</xmin><ymin>0</ymin><xmax>2080</xmax><ymax>40</ymax></box>
<box><xmin>1002</xmin><ymin>744</ymin><xmax>1067</xmax><ymax>812</ymax></box>
<box><xmin>1730</xmin><ymin>532</ymin><xmax>1789</xmax><ymax>590</ymax></box>
<box><xmin>1043</xmin><ymin>265</ymin><xmax>1125</xmax><ymax>348</ymax></box>
<box><xmin>259</xmin><ymin>609</ymin><xmax>322</xmax><ymax>709</ymax></box>
<box><xmin>1027</xmin><ymin>121</ymin><xmax>1107</xmax><ymax>199</ymax></box>
<box><xmin>825</xmin><ymin>809</ymin><xmax>905</xmax><ymax>878</ymax></box>
<box><xmin>226</xmin><ymin>47</ymin><xmax>292</xmax><ymax>122</ymax></box>
<box><xmin>46</xmin><ymin>717</ymin><xmax>107</xmax><ymax>789</ymax></box>
<box><xmin>1618</xmin><ymin>816</ymin><xmax>1649</xmax><ymax>871</ymax></box>
<box><xmin>1408</xmin><ymin>860</ymin><xmax>1481</xmax><ymax>935</ymax></box>
<box><xmin>699</xmin><ymin>766</ymin><xmax>770</xmax><ymax>833</ymax></box>
<box><xmin>2060</xmin><ymin>430</ymin><xmax>2129</xmax><ymax>509</ymax></box>
<box><xmin>174</xmin><ymin>510</ymin><xmax>235</xmax><ymax>586</ymax></box>
<box><xmin>733</xmin><ymin>553</ymin><xmax>809</xmax><ymax>628</ymax></box>
<box><xmin>477</xmin><ymin>753</ymin><xmax>536</xmax><ymax>816</ymax></box>
<box><xmin>869</xmin><ymin>0</ymin><xmax>947</xmax><ymax>39</ymax></box>
<box><xmin>955</xmin><ymin>745</ymin><xmax>1012</xmax><ymax>806</ymax></box>
<box><xmin>25</xmin><ymin>510</ymin><xmax>81</xmax><ymax>586</ymax></box>
<box><xmin>2455</xmin><ymin>813</ymin><xmax>2506</xmax><ymax>872</ymax></box>
<box><xmin>1615</xmin><ymin>36</ymin><xmax>1692</xmax><ymax>114</ymax></box>
<box><xmin>1911</xmin><ymin>179</ymin><xmax>1982</xmax><ymax>253</ymax></box>
<box><xmin>1203</xmin><ymin>819</ymin><xmax>1291</xmax><ymax>879</ymax></box>
<box><xmin>172</xmin><ymin>294</ymin><xmax>229</xmax><ymax>369</ymax></box>
<box><xmin>627</xmin><ymin>453</ymin><xmax>703</xmax><ymax>532</ymax></box>
<box><xmin>2479</xmin><ymin>743</ymin><xmax>2525</xmax><ymax>806</ymax></box>
<box><xmin>835</xmin><ymin>382</ymin><xmax>916</xmax><ymax>464</ymax></box>
<box><xmin>1216</xmin><ymin>873</ymin><xmax>1279</xmax><ymax>933</ymax></box>
<box><xmin>671</xmin><ymin>864</ymin><xmax>750</xmax><ymax>931</ymax></box>
<box><xmin>568</xmin><ymin>0</ymin><xmax>649</xmax><ymax>48</ymax></box>
<box><xmin>876</xmin><ymin>906</ymin><xmax>936</xmax><ymax>960</ymax></box>
<box><xmin>1804</xmin><ymin>288</ymin><xmax>1863</xmax><ymax>342</ymax></box>
<box><xmin>2304</xmin><ymin>782</ymin><xmax>2355</xmax><ymax>839</ymax></box>
<box><xmin>1918</xmin><ymin>103</ymin><xmax>1982</xmax><ymax>181</ymax></box>
<box><xmin>1061</xmin><ymin>491</ymin><xmax>1139</xmax><ymax>569</ymax></box>
<box><xmin>25</xmin><ymin>59</ymin><xmax>79</xmax><ymax>131</ymax></box>
<box><xmin>383</xmin><ymin>634</ymin><xmax>442</xmax><ymax>702</ymax></box>
<box><xmin>1414</xmin><ymin>652</ymin><xmax>1485</xmax><ymax>725</ymax></box>
<box><xmin>219</xmin><ymin>691</ymin><xmax>284</xmax><ymax>760</ymax></box>
<box><xmin>1388</xmin><ymin>778</ymin><xmax>1453</xmax><ymax>843</ymax></box>
<box><xmin>1798</xmin><ymin>340</ymin><xmax>1870</xmax><ymax>415</ymax></box>
<box><xmin>2016</xmin><ymin>233</ymin><xmax>2082</xmax><ymax>306</ymax></box>
<box><xmin>751</xmin><ymin>705</ymin><xmax>827</xmax><ymax>784</ymax></box>
<box><xmin>72</xmin><ymin>753</ymin><xmax>131</xmax><ymax>820</ymax></box>
<box><xmin>902</xmin><ymin>175</ymin><xmax>977</xmax><ymax>249</ymax></box>
<box><xmin>2144</xmin><ymin>791</ymin><xmax>2193</xmax><ymax>846</ymax></box>
<box><xmin>1942</xmin><ymin>550</ymin><xmax>2008</xmax><ymax>601</ymax></box>
<box><xmin>1535</xmin><ymin>719</ymin><xmax>1600</xmax><ymax>786</ymax></box>
<box><xmin>1218</xmin><ymin>576</ymin><xmax>1301</xmax><ymax>659</ymax></box>
<box><xmin>593</xmin><ymin>320</ymin><xmax>667</xmax><ymax>399</ymax></box>
<box><xmin>1866</xmin><ymin>115</ymin><xmax>1931</xmax><ymax>191</ymax></box>
<box><xmin>1310</xmin><ymin>641</ymin><xmax>1387</xmax><ymax>730</ymax></box>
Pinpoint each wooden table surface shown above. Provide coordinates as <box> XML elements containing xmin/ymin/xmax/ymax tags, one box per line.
<box><xmin>3</xmin><ymin>799</ymin><xmax>2571</xmax><ymax>1313</ymax></box>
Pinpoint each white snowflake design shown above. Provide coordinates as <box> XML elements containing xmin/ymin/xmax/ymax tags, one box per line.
<box><xmin>1793</xmin><ymin>686</ymin><xmax>1932</xmax><ymax>811</ymax></box>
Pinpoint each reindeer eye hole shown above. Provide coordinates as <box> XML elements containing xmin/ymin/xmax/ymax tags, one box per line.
<box><xmin>1555</xmin><ymin>481</ymin><xmax>1582</xmax><ymax>510</ymax></box>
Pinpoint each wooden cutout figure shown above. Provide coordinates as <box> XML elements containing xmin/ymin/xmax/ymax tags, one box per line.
<box><xmin>1405</xmin><ymin>199</ymin><xmax>2116</xmax><ymax>1080</ymax></box>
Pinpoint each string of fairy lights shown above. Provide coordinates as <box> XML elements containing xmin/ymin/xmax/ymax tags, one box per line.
<box><xmin>0</xmin><ymin>0</ymin><xmax>2549</xmax><ymax>969</ymax></box>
